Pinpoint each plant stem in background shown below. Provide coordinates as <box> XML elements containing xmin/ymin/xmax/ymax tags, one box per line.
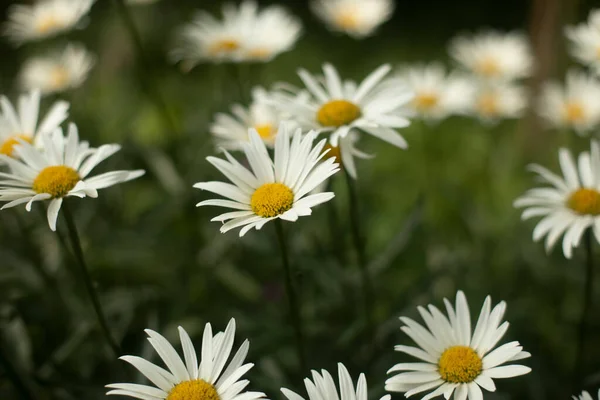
<box><xmin>61</xmin><ymin>203</ymin><xmax>121</xmax><ymax>358</ymax></box>
<box><xmin>343</xmin><ymin>169</ymin><xmax>375</xmax><ymax>335</ymax></box>
<box><xmin>574</xmin><ymin>229</ymin><xmax>595</xmax><ymax>389</ymax></box>
<box><xmin>112</xmin><ymin>0</ymin><xmax>180</xmax><ymax>136</ymax></box>
<box><xmin>0</xmin><ymin>342</ymin><xmax>39</xmax><ymax>400</ymax></box>
<box><xmin>274</xmin><ymin>220</ymin><xmax>307</xmax><ymax>372</ymax></box>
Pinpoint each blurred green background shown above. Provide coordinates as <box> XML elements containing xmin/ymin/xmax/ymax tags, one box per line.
<box><xmin>1</xmin><ymin>0</ymin><xmax>599</xmax><ymax>399</ymax></box>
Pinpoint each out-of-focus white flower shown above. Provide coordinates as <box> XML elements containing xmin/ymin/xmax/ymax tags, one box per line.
<box><xmin>3</xmin><ymin>0</ymin><xmax>95</xmax><ymax>45</ymax></box>
<box><xmin>573</xmin><ymin>389</ymin><xmax>600</xmax><ymax>400</ymax></box>
<box><xmin>538</xmin><ymin>69</ymin><xmax>600</xmax><ymax>134</ymax></box>
<box><xmin>566</xmin><ymin>9</ymin><xmax>600</xmax><ymax>74</ymax></box>
<box><xmin>20</xmin><ymin>44</ymin><xmax>96</xmax><ymax>96</ymax></box>
<box><xmin>449</xmin><ymin>31</ymin><xmax>533</xmax><ymax>81</ymax></box>
<box><xmin>397</xmin><ymin>63</ymin><xmax>475</xmax><ymax>121</ymax></box>
<box><xmin>171</xmin><ymin>1</ymin><xmax>301</xmax><ymax>68</ymax></box>
<box><xmin>469</xmin><ymin>82</ymin><xmax>526</xmax><ymax>123</ymax></box>
<box><xmin>311</xmin><ymin>0</ymin><xmax>394</xmax><ymax>38</ymax></box>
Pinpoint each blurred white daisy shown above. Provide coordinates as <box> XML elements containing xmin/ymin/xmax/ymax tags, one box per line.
<box><xmin>270</xmin><ymin>63</ymin><xmax>412</xmax><ymax>172</ymax></box>
<box><xmin>324</xmin><ymin>131</ymin><xmax>372</xmax><ymax>179</ymax></box>
<box><xmin>171</xmin><ymin>1</ymin><xmax>301</xmax><ymax>68</ymax></box>
<box><xmin>0</xmin><ymin>124</ymin><xmax>144</xmax><ymax>231</ymax></box>
<box><xmin>20</xmin><ymin>43</ymin><xmax>96</xmax><ymax>96</ymax></box>
<box><xmin>514</xmin><ymin>141</ymin><xmax>600</xmax><ymax>259</ymax></box>
<box><xmin>449</xmin><ymin>31</ymin><xmax>533</xmax><ymax>81</ymax></box>
<box><xmin>0</xmin><ymin>90</ymin><xmax>69</xmax><ymax>158</ymax></box>
<box><xmin>4</xmin><ymin>0</ymin><xmax>95</xmax><ymax>45</ymax></box>
<box><xmin>566</xmin><ymin>10</ymin><xmax>600</xmax><ymax>74</ymax></box>
<box><xmin>397</xmin><ymin>63</ymin><xmax>475</xmax><ymax>121</ymax></box>
<box><xmin>310</xmin><ymin>0</ymin><xmax>394</xmax><ymax>38</ymax></box>
<box><xmin>386</xmin><ymin>290</ymin><xmax>531</xmax><ymax>400</ymax></box>
<box><xmin>107</xmin><ymin>318</ymin><xmax>265</xmax><ymax>400</ymax></box>
<box><xmin>282</xmin><ymin>363</ymin><xmax>390</xmax><ymax>400</ymax></box>
<box><xmin>538</xmin><ymin>69</ymin><xmax>600</xmax><ymax>135</ymax></box>
<box><xmin>573</xmin><ymin>390</ymin><xmax>600</xmax><ymax>400</ymax></box>
<box><xmin>195</xmin><ymin>124</ymin><xmax>339</xmax><ymax>236</ymax></box>
<box><xmin>210</xmin><ymin>88</ymin><xmax>285</xmax><ymax>151</ymax></box>
<box><xmin>470</xmin><ymin>82</ymin><xmax>526</xmax><ymax>123</ymax></box>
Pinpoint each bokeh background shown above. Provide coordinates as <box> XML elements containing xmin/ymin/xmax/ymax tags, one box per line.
<box><xmin>1</xmin><ymin>0</ymin><xmax>599</xmax><ymax>399</ymax></box>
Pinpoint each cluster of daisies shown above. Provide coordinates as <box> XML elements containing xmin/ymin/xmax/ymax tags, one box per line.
<box><xmin>107</xmin><ymin>291</ymin><xmax>534</xmax><ymax>400</ymax></box>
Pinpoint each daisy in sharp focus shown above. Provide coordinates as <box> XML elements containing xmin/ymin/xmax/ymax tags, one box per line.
<box><xmin>0</xmin><ymin>124</ymin><xmax>144</xmax><ymax>231</ymax></box>
<box><xmin>0</xmin><ymin>90</ymin><xmax>69</xmax><ymax>158</ymax></box>
<box><xmin>397</xmin><ymin>63</ymin><xmax>475</xmax><ymax>121</ymax></box>
<box><xmin>566</xmin><ymin>9</ymin><xmax>600</xmax><ymax>75</ymax></box>
<box><xmin>20</xmin><ymin>43</ymin><xmax>96</xmax><ymax>96</ymax></box>
<box><xmin>4</xmin><ymin>0</ymin><xmax>95</xmax><ymax>45</ymax></box>
<box><xmin>538</xmin><ymin>69</ymin><xmax>600</xmax><ymax>135</ymax></box>
<box><xmin>573</xmin><ymin>390</ymin><xmax>600</xmax><ymax>400</ymax></box>
<box><xmin>386</xmin><ymin>290</ymin><xmax>531</xmax><ymax>400</ymax></box>
<box><xmin>282</xmin><ymin>363</ymin><xmax>390</xmax><ymax>400</ymax></box>
<box><xmin>195</xmin><ymin>124</ymin><xmax>340</xmax><ymax>237</ymax></box>
<box><xmin>107</xmin><ymin>318</ymin><xmax>266</xmax><ymax>400</ymax></box>
<box><xmin>449</xmin><ymin>31</ymin><xmax>533</xmax><ymax>81</ymax></box>
<box><xmin>470</xmin><ymin>82</ymin><xmax>526</xmax><ymax>123</ymax></box>
<box><xmin>311</xmin><ymin>0</ymin><xmax>395</xmax><ymax>39</ymax></box>
<box><xmin>514</xmin><ymin>140</ymin><xmax>600</xmax><ymax>259</ymax></box>
<box><xmin>269</xmin><ymin>63</ymin><xmax>412</xmax><ymax>175</ymax></box>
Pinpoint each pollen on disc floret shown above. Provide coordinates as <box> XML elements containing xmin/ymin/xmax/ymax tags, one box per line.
<box><xmin>32</xmin><ymin>166</ymin><xmax>80</xmax><ymax>198</ymax></box>
<box><xmin>251</xmin><ymin>183</ymin><xmax>295</xmax><ymax>218</ymax></box>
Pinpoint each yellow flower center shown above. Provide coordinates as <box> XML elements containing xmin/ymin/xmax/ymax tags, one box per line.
<box><xmin>438</xmin><ymin>346</ymin><xmax>483</xmax><ymax>384</ymax></box>
<box><xmin>0</xmin><ymin>135</ymin><xmax>33</xmax><ymax>157</ymax></box>
<box><xmin>335</xmin><ymin>10</ymin><xmax>359</xmax><ymax>30</ymax></box>
<box><xmin>413</xmin><ymin>93</ymin><xmax>440</xmax><ymax>112</ymax></box>
<box><xmin>475</xmin><ymin>58</ymin><xmax>500</xmax><ymax>77</ymax></box>
<box><xmin>250</xmin><ymin>183</ymin><xmax>294</xmax><ymax>218</ymax></box>
<box><xmin>476</xmin><ymin>93</ymin><xmax>498</xmax><ymax>117</ymax></box>
<box><xmin>317</xmin><ymin>100</ymin><xmax>361</xmax><ymax>128</ymax></box>
<box><xmin>32</xmin><ymin>166</ymin><xmax>80</xmax><ymax>198</ymax></box>
<box><xmin>208</xmin><ymin>39</ymin><xmax>240</xmax><ymax>55</ymax></box>
<box><xmin>323</xmin><ymin>144</ymin><xmax>341</xmax><ymax>165</ymax></box>
<box><xmin>567</xmin><ymin>188</ymin><xmax>600</xmax><ymax>215</ymax></box>
<box><xmin>564</xmin><ymin>102</ymin><xmax>585</xmax><ymax>124</ymax></box>
<box><xmin>50</xmin><ymin>67</ymin><xmax>69</xmax><ymax>90</ymax></box>
<box><xmin>166</xmin><ymin>380</ymin><xmax>220</xmax><ymax>400</ymax></box>
<box><xmin>247</xmin><ymin>48</ymin><xmax>272</xmax><ymax>59</ymax></box>
<box><xmin>36</xmin><ymin>15</ymin><xmax>62</xmax><ymax>34</ymax></box>
<box><xmin>254</xmin><ymin>124</ymin><xmax>274</xmax><ymax>140</ymax></box>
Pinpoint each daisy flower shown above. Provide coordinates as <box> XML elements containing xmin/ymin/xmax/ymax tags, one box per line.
<box><xmin>469</xmin><ymin>82</ymin><xmax>526</xmax><ymax>123</ymax></box>
<box><xmin>210</xmin><ymin>88</ymin><xmax>286</xmax><ymax>151</ymax></box>
<box><xmin>310</xmin><ymin>0</ymin><xmax>395</xmax><ymax>39</ymax></box>
<box><xmin>20</xmin><ymin>43</ymin><xmax>96</xmax><ymax>96</ymax></box>
<box><xmin>194</xmin><ymin>124</ymin><xmax>340</xmax><ymax>236</ymax></box>
<box><xmin>397</xmin><ymin>63</ymin><xmax>475</xmax><ymax>121</ymax></box>
<box><xmin>107</xmin><ymin>318</ymin><xmax>266</xmax><ymax>400</ymax></box>
<box><xmin>171</xmin><ymin>1</ymin><xmax>301</xmax><ymax>68</ymax></box>
<box><xmin>386</xmin><ymin>290</ymin><xmax>531</xmax><ymax>400</ymax></box>
<box><xmin>0</xmin><ymin>90</ymin><xmax>69</xmax><ymax>158</ymax></box>
<box><xmin>0</xmin><ymin>124</ymin><xmax>145</xmax><ymax>231</ymax></box>
<box><xmin>538</xmin><ymin>69</ymin><xmax>600</xmax><ymax>135</ymax></box>
<box><xmin>282</xmin><ymin>363</ymin><xmax>390</xmax><ymax>400</ymax></box>
<box><xmin>3</xmin><ymin>0</ymin><xmax>95</xmax><ymax>45</ymax></box>
<box><xmin>514</xmin><ymin>140</ymin><xmax>600</xmax><ymax>259</ymax></box>
<box><xmin>449</xmin><ymin>31</ymin><xmax>533</xmax><ymax>81</ymax></box>
<box><xmin>573</xmin><ymin>390</ymin><xmax>600</xmax><ymax>400</ymax></box>
<box><xmin>566</xmin><ymin>9</ymin><xmax>600</xmax><ymax>74</ymax></box>
<box><xmin>270</xmin><ymin>63</ymin><xmax>412</xmax><ymax>172</ymax></box>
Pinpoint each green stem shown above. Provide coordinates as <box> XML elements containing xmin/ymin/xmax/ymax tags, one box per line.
<box><xmin>574</xmin><ymin>229</ymin><xmax>595</xmax><ymax>389</ymax></box>
<box><xmin>61</xmin><ymin>203</ymin><xmax>121</xmax><ymax>358</ymax></box>
<box><xmin>112</xmin><ymin>0</ymin><xmax>180</xmax><ymax>135</ymax></box>
<box><xmin>274</xmin><ymin>220</ymin><xmax>307</xmax><ymax>372</ymax></box>
<box><xmin>0</xmin><ymin>342</ymin><xmax>39</xmax><ymax>400</ymax></box>
<box><xmin>343</xmin><ymin>169</ymin><xmax>375</xmax><ymax>335</ymax></box>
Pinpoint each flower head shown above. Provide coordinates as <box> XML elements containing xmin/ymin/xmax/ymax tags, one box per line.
<box><xmin>469</xmin><ymin>82</ymin><xmax>526</xmax><ymax>123</ymax></box>
<box><xmin>195</xmin><ymin>124</ymin><xmax>339</xmax><ymax>236</ymax></box>
<box><xmin>514</xmin><ymin>140</ymin><xmax>600</xmax><ymax>258</ymax></box>
<box><xmin>538</xmin><ymin>69</ymin><xmax>600</xmax><ymax>134</ymax></box>
<box><xmin>449</xmin><ymin>31</ymin><xmax>533</xmax><ymax>81</ymax></box>
<box><xmin>573</xmin><ymin>390</ymin><xmax>600</xmax><ymax>400</ymax></box>
<box><xmin>20</xmin><ymin>43</ymin><xmax>95</xmax><ymax>96</ymax></box>
<box><xmin>4</xmin><ymin>0</ymin><xmax>95</xmax><ymax>45</ymax></box>
<box><xmin>0</xmin><ymin>90</ymin><xmax>69</xmax><ymax>158</ymax></box>
<box><xmin>311</xmin><ymin>0</ymin><xmax>394</xmax><ymax>38</ymax></box>
<box><xmin>0</xmin><ymin>124</ymin><xmax>144</xmax><ymax>231</ymax></box>
<box><xmin>386</xmin><ymin>290</ymin><xmax>531</xmax><ymax>399</ymax></box>
<box><xmin>107</xmin><ymin>319</ymin><xmax>266</xmax><ymax>400</ymax></box>
<box><xmin>566</xmin><ymin>9</ymin><xmax>600</xmax><ymax>74</ymax></box>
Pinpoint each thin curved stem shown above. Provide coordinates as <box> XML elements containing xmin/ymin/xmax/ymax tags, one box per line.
<box><xmin>61</xmin><ymin>203</ymin><xmax>121</xmax><ymax>358</ymax></box>
<box><xmin>274</xmin><ymin>220</ymin><xmax>307</xmax><ymax>372</ymax></box>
